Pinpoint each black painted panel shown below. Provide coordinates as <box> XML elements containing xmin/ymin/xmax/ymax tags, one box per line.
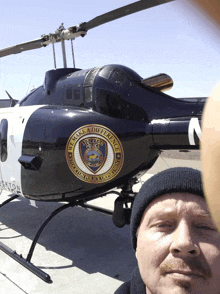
<box><xmin>21</xmin><ymin>106</ymin><xmax>156</xmax><ymax>201</ymax></box>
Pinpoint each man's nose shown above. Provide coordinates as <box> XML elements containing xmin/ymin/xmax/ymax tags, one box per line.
<box><xmin>170</xmin><ymin>220</ymin><xmax>200</xmax><ymax>257</ymax></box>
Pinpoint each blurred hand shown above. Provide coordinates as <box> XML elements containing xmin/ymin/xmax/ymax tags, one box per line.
<box><xmin>201</xmin><ymin>83</ymin><xmax>220</xmax><ymax>230</ymax></box>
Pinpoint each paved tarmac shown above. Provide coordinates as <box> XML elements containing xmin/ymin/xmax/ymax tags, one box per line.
<box><xmin>0</xmin><ymin>153</ymin><xmax>201</xmax><ymax>294</ymax></box>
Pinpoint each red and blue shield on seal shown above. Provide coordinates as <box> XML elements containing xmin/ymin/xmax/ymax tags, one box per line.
<box><xmin>79</xmin><ymin>137</ymin><xmax>108</xmax><ymax>174</ymax></box>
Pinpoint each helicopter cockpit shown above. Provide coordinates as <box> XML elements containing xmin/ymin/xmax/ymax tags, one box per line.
<box><xmin>18</xmin><ymin>63</ymin><xmax>173</xmax><ymax>124</ymax></box>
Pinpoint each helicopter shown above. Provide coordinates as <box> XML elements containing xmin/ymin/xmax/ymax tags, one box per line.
<box><xmin>0</xmin><ymin>0</ymin><xmax>205</xmax><ymax>283</ymax></box>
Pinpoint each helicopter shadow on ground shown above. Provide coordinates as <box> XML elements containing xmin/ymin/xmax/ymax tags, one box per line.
<box><xmin>0</xmin><ymin>195</ymin><xmax>137</xmax><ymax>282</ymax></box>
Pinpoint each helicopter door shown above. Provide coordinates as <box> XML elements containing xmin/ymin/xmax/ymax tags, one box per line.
<box><xmin>0</xmin><ymin>105</ymin><xmax>44</xmax><ymax>196</ymax></box>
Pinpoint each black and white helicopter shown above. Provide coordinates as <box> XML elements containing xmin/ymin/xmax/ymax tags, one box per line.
<box><xmin>0</xmin><ymin>0</ymin><xmax>204</xmax><ymax>283</ymax></box>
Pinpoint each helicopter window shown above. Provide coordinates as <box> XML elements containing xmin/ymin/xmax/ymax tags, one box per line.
<box><xmin>83</xmin><ymin>67</ymin><xmax>100</xmax><ymax>105</ymax></box>
<box><xmin>84</xmin><ymin>87</ymin><xmax>92</xmax><ymax>103</ymax></box>
<box><xmin>19</xmin><ymin>86</ymin><xmax>45</xmax><ymax>106</ymax></box>
<box><xmin>95</xmin><ymin>89</ymin><xmax>148</xmax><ymax>122</ymax></box>
<box><xmin>111</xmin><ymin>70</ymin><xmax>127</xmax><ymax>87</ymax></box>
<box><xmin>99</xmin><ymin>67</ymin><xmax>111</xmax><ymax>80</ymax></box>
<box><xmin>66</xmin><ymin>87</ymin><xmax>72</xmax><ymax>100</ymax></box>
<box><xmin>99</xmin><ymin>67</ymin><xmax>130</xmax><ymax>88</ymax></box>
<box><xmin>84</xmin><ymin>67</ymin><xmax>99</xmax><ymax>87</ymax></box>
<box><xmin>0</xmin><ymin>119</ymin><xmax>8</xmax><ymax>162</ymax></box>
<box><xmin>73</xmin><ymin>85</ymin><xmax>81</xmax><ymax>101</ymax></box>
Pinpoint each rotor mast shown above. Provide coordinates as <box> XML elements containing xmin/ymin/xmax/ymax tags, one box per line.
<box><xmin>61</xmin><ymin>39</ymin><xmax>67</xmax><ymax>68</ymax></box>
<box><xmin>48</xmin><ymin>23</ymin><xmax>85</xmax><ymax>68</ymax></box>
<box><xmin>56</xmin><ymin>23</ymin><xmax>69</xmax><ymax>68</ymax></box>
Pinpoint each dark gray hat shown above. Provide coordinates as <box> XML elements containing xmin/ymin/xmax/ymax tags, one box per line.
<box><xmin>131</xmin><ymin>167</ymin><xmax>204</xmax><ymax>250</ymax></box>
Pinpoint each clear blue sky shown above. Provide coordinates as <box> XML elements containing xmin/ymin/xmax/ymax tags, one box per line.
<box><xmin>1</xmin><ymin>0</ymin><xmax>220</xmax><ymax>100</ymax></box>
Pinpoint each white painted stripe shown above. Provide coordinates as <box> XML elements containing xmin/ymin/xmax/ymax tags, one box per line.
<box><xmin>188</xmin><ymin>117</ymin><xmax>201</xmax><ymax>145</ymax></box>
<box><xmin>0</xmin><ymin>105</ymin><xmax>46</xmax><ymax>196</ymax></box>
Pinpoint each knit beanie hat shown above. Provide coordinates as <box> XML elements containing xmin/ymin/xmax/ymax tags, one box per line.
<box><xmin>131</xmin><ymin>167</ymin><xmax>204</xmax><ymax>250</ymax></box>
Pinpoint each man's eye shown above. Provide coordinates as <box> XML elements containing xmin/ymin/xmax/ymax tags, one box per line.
<box><xmin>156</xmin><ymin>222</ymin><xmax>173</xmax><ymax>228</ymax></box>
<box><xmin>196</xmin><ymin>225</ymin><xmax>215</xmax><ymax>231</ymax></box>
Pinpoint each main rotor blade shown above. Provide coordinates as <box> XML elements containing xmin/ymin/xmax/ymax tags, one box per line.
<box><xmin>0</xmin><ymin>38</ymin><xmax>46</xmax><ymax>58</ymax></box>
<box><xmin>79</xmin><ymin>0</ymin><xmax>174</xmax><ymax>31</ymax></box>
<box><xmin>0</xmin><ymin>0</ymin><xmax>174</xmax><ymax>58</ymax></box>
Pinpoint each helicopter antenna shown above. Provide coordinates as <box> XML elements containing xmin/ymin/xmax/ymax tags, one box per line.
<box><xmin>5</xmin><ymin>91</ymin><xmax>18</xmax><ymax>107</ymax></box>
<box><xmin>26</xmin><ymin>78</ymin><xmax>33</xmax><ymax>94</ymax></box>
<box><xmin>71</xmin><ymin>39</ymin><xmax>75</xmax><ymax>68</ymax></box>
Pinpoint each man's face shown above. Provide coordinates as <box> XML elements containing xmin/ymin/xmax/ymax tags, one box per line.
<box><xmin>136</xmin><ymin>193</ymin><xmax>220</xmax><ymax>294</ymax></box>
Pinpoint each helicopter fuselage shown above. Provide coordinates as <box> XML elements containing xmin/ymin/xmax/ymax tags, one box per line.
<box><xmin>0</xmin><ymin>64</ymin><xmax>204</xmax><ymax>202</ymax></box>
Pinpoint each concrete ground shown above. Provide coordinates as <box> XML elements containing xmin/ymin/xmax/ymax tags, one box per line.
<box><xmin>0</xmin><ymin>153</ymin><xmax>201</xmax><ymax>294</ymax></box>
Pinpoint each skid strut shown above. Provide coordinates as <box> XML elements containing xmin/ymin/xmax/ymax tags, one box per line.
<box><xmin>0</xmin><ymin>194</ymin><xmax>19</xmax><ymax>208</ymax></box>
<box><xmin>0</xmin><ymin>196</ymin><xmax>76</xmax><ymax>283</ymax></box>
<box><xmin>0</xmin><ymin>186</ymin><xmax>136</xmax><ymax>283</ymax></box>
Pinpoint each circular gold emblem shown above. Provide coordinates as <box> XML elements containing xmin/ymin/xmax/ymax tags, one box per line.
<box><xmin>65</xmin><ymin>124</ymin><xmax>124</xmax><ymax>184</ymax></box>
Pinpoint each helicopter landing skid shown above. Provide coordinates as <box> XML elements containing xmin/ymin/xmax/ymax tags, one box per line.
<box><xmin>0</xmin><ymin>198</ymin><xmax>76</xmax><ymax>283</ymax></box>
<box><xmin>0</xmin><ymin>188</ymin><xmax>135</xmax><ymax>283</ymax></box>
